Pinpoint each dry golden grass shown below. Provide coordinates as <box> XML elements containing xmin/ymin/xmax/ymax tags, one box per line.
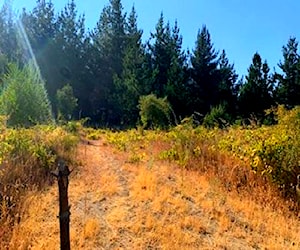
<box><xmin>7</xmin><ymin>138</ymin><xmax>300</xmax><ymax>249</ymax></box>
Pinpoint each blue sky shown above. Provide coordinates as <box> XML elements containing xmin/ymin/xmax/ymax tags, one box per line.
<box><xmin>4</xmin><ymin>0</ymin><xmax>300</xmax><ymax>77</ymax></box>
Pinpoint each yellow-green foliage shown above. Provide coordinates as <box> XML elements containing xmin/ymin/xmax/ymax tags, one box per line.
<box><xmin>92</xmin><ymin>106</ymin><xmax>300</xmax><ymax>202</ymax></box>
<box><xmin>138</xmin><ymin>94</ymin><xmax>172</xmax><ymax>129</ymax></box>
<box><xmin>0</xmin><ymin>124</ymin><xmax>79</xmax><ymax>235</ymax></box>
<box><xmin>85</xmin><ymin>127</ymin><xmax>106</xmax><ymax>140</ymax></box>
<box><xmin>159</xmin><ymin>106</ymin><xmax>300</xmax><ymax>200</ymax></box>
<box><xmin>0</xmin><ymin>125</ymin><xmax>78</xmax><ymax>169</ymax></box>
<box><xmin>218</xmin><ymin>106</ymin><xmax>300</xmax><ymax>197</ymax></box>
<box><xmin>160</xmin><ymin>117</ymin><xmax>219</xmax><ymax>168</ymax></box>
<box><xmin>103</xmin><ymin>129</ymin><xmax>163</xmax><ymax>166</ymax></box>
<box><xmin>105</xmin><ymin>129</ymin><xmax>146</xmax><ymax>151</ymax></box>
<box><xmin>160</xmin><ymin>118</ymin><xmax>201</xmax><ymax>166</ymax></box>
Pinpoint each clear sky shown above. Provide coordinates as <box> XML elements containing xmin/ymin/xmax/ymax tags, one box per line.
<box><xmin>4</xmin><ymin>0</ymin><xmax>300</xmax><ymax>77</ymax></box>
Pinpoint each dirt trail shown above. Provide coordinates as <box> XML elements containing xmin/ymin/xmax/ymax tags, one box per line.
<box><xmin>9</xmin><ymin>140</ymin><xmax>300</xmax><ymax>249</ymax></box>
<box><xmin>71</xmin><ymin>140</ymin><xmax>138</xmax><ymax>249</ymax></box>
<box><xmin>70</xmin><ymin>141</ymin><xmax>220</xmax><ymax>249</ymax></box>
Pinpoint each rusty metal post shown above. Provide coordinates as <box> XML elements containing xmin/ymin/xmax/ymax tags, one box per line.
<box><xmin>52</xmin><ymin>159</ymin><xmax>71</xmax><ymax>250</ymax></box>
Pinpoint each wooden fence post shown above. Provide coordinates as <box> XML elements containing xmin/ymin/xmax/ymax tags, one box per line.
<box><xmin>52</xmin><ymin>159</ymin><xmax>71</xmax><ymax>250</ymax></box>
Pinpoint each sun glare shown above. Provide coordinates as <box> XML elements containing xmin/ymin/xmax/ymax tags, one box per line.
<box><xmin>16</xmin><ymin>19</ymin><xmax>43</xmax><ymax>82</ymax></box>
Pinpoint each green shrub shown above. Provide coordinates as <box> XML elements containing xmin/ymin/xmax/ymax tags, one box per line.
<box><xmin>203</xmin><ymin>104</ymin><xmax>231</xmax><ymax>128</ymax></box>
<box><xmin>0</xmin><ymin>125</ymin><xmax>79</xmax><ymax>225</ymax></box>
<box><xmin>56</xmin><ymin>84</ymin><xmax>78</xmax><ymax>120</ymax></box>
<box><xmin>138</xmin><ymin>94</ymin><xmax>172</xmax><ymax>129</ymax></box>
<box><xmin>160</xmin><ymin>118</ymin><xmax>214</xmax><ymax>167</ymax></box>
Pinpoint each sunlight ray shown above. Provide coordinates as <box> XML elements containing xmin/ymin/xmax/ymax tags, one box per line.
<box><xmin>16</xmin><ymin>19</ymin><xmax>42</xmax><ymax>82</ymax></box>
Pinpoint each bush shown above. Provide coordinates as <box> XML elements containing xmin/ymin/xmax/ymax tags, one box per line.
<box><xmin>219</xmin><ymin>105</ymin><xmax>300</xmax><ymax>199</ymax></box>
<box><xmin>160</xmin><ymin>105</ymin><xmax>300</xmax><ymax>202</ymax></box>
<box><xmin>56</xmin><ymin>84</ymin><xmax>78</xmax><ymax>120</ymax></box>
<box><xmin>138</xmin><ymin>94</ymin><xmax>172</xmax><ymax>129</ymax></box>
<box><xmin>203</xmin><ymin>104</ymin><xmax>231</xmax><ymax>128</ymax></box>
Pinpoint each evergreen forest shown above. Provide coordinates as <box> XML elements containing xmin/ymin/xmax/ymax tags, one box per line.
<box><xmin>0</xmin><ymin>0</ymin><xmax>300</xmax><ymax>128</ymax></box>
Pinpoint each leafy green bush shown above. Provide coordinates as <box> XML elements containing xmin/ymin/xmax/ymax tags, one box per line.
<box><xmin>0</xmin><ymin>126</ymin><xmax>78</xmax><ymax>174</ymax></box>
<box><xmin>56</xmin><ymin>84</ymin><xmax>78</xmax><ymax>120</ymax></box>
<box><xmin>160</xmin><ymin>118</ymin><xmax>197</xmax><ymax>166</ymax></box>
<box><xmin>159</xmin><ymin>117</ymin><xmax>217</xmax><ymax>168</ymax></box>
<box><xmin>203</xmin><ymin>104</ymin><xmax>231</xmax><ymax>128</ymax></box>
<box><xmin>138</xmin><ymin>94</ymin><xmax>172</xmax><ymax>129</ymax></box>
<box><xmin>0</xmin><ymin>63</ymin><xmax>53</xmax><ymax>127</ymax></box>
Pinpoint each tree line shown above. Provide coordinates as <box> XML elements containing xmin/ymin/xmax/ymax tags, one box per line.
<box><xmin>0</xmin><ymin>0</ymin><xmax>300</xmax><ymax>128</ymax></box>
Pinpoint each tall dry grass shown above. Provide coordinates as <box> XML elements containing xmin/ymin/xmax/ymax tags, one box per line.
<box><xmin>0</xmin><ymin>124</ymin><xmax>78</xmax><ymax>248</ymax></box>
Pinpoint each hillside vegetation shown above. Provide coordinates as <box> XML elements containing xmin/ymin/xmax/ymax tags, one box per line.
<box><xmin>103</xmin><ymin>105</ymin><xmax>300</xmax><ymax>206</ymax></box>
<box><xmin>1</xmin><ymin>107</ymin><xmax>300</xmax><ymax>249</ymax></box>
<box><xmin>0</xmin><ymin>119</ymin><xmax>78</xmax><ymax>248</ymax></box>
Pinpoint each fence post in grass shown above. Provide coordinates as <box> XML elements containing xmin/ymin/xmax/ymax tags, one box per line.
<box><xmin>52</xmin><ymin>159</ymin><xmax>71</xmax><ymax>250</ymax></box>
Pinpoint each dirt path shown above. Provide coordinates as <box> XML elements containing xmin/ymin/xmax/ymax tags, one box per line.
<box><xmin>9</xmin><ymin>140</ymin><xmax>300</xmax><ymax>249</ymax></box>
<box><xmin>71</xmin><ymin>140</ymin><xmax>137</xmax><ymax>249</ymax></box>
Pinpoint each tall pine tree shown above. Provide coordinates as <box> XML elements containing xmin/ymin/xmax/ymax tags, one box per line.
<box><xmin>217</xmin><ymin>49</ymin><xmax>238</xmax><ymax>115</ymax></box>
<box><xmin>90</xmin><ymin>0</ymin><xmax>126</xmax><ymax>125</ymax></box>
<box><xmin>20</xmin><ymin>0</ymin><xmax>58</xmax><ymax>104</ymax></box>
<box><xmin>164</xmin><ymin>20</ymin><xmax>187</xmax><ymax>120</ymax></box>
<box><xmin>113</xmin><ymin>6</ymin><xmax>146</xmax><ymax>126</ymax></box>
<box><xmin>0</xmin><ymin>0</ymin><xmax>19</xmax><ymax>62</ymax></box>
<box><xmin>55</xmin><ymin>0</ymin><xmax>88</xmax><ymax>118</ymax></box>
<box><xmin>275</xmin><ymin>37</ymin><xmax>300</xmax><ymax>107</ymax></box>
<box><xmin>189</xmin><ymin>25</ymin><xmax>219</xmax><ymax>117</ymax></box>
<box><xmin>238</xmin><ymin>52</ymin><xmax>274</xmax><ymax>120</ymax></box>
<box><xmin>147</xmin><ymin>13</ymin><xmax>172</xmax><ymax>97</ymax></box>
<box><xmin>147</xmin><ymin>14</ymin><xmax>187</xmax><ymax>120</ymax></box>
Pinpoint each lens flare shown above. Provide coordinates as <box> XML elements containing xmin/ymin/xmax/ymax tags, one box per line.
<box><xmin>16</xmin><ymin>19</ymin><xmax>42</xmax><ymax>81</ymax></box>
<box><xmin>15</xmin><ymin>19</ymin><xmax>55</xmax><ymax>121</ymax></box>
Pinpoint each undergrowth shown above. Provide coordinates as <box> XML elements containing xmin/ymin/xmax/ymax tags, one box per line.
<box><xmin>0</xmin><ymin>119</ymin><xmax>79</xmax><ymax>247</ymax></box>
<box><xmin>94</xmin><ymin>106</ymin><xmax>300</xmax><ymax>212</ymax></box>
<box><xmin>6</xmin><ymin>106</ymin><xmax>300</xmax><ymax>249</ymax></box>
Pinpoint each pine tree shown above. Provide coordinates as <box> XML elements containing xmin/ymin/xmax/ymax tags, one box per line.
<box><xmin>164</xmin><ymin>20</ymin><xmax>187</xmax><ymax>119</ymax></box>
<box><xmin>189</xmin><ymin>25</ymin><xmax>219</xmax><ymax>116</ymax></box>
<box><xmin>0</xmin><ymin>0</ymin><xmax>19</xmax><ymax>62</ymax></box>
<box><xmin>90</xmin><ymin>0</ymin><xmax>126</xmax><ymax>125</ymax></box>
<box><xmin>147</xmin><ymin>14</ymin><xmax>187</xmax><ymax>120</ymax></box>
<box><xmin>238</xmin><ymin>53</ymin><xmax>274</xmax><ymax>120</ymax></box>
<box><xmin>148</xmin><ymin>13</ymin><xmax>171</xmax><ymax>97</ymax></box>
<box><xmin>55</xmin><ymin>0</ymin><xmax>87</xmax><ymax>118</ymax></box>
<box><xmin>0</xmin><ymin>63</ymin><xmax>53</xmax><ymax>127</ymax></box>
<box><xmin>20</xmin><ymin>0</ymin><xmax>58</xmax><ymax>104</ymax></box>
<box><xmin>275</xmin><ymin>37</ymin><xmax>300</xmax><ymax>107</ymax></box>
<box><xmin>217</xmin><ymin>49</ymin><xmax>238</xmax><ymax>114</ymax></box>
<box><xmin>113</xmin><ymin>6</ymin><xmax>145</xmax><ymax>126</ymax></box>
<box><xmin>20</xmin><ymin>0</ymin><xmax>56</xmax><ymax>52</ymax></box>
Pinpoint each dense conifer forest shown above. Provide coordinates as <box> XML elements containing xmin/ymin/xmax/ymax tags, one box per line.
<box><xmin>0</xmin><ymin>0</ymin><xmax>300</xmax><ymax>128</ymax></box>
